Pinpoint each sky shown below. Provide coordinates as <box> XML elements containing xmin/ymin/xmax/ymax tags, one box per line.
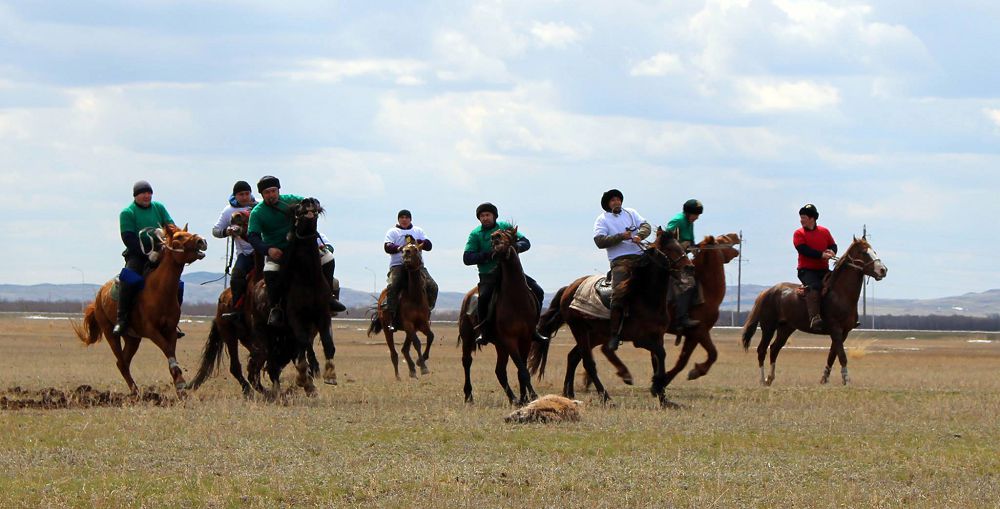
<box><xmin>1</xmin><ymin>0</ymin><xmax>998</xmax><ymax>301</ymax></box>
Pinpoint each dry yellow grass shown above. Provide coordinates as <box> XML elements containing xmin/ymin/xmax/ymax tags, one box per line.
<box><xmin>0</xmin><ymin>313</ymin><xmax>998</xmax><ymax>508</ymax></box>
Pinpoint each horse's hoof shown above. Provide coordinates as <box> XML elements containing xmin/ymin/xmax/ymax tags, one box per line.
<box><xmin>323</xmin><ymin>377</ymin><xmax>338</xmax><ymax>386</ymax></box>
<box><xmin>409</xmin><ymin>372</ymin><xmax>418</xmax><ymax>379</ymax></box>
<box><xmin>820</xmin><ymin>377</ymin><xmax>829</xmax><ymax>385</ymax></box>
<box><xmin>764</xmin><ymin>377</ymin><xmax>774</xmax><ymax>386</ymax></box>
<box><xmin>687</xmin><ymin>368</ymin><xmax>702</xmax><ymax>381</ymax></box>
<box><xmin>660</xmin><ymin>399</ymin><xmax>681</xmax><ymax>410</ymax></box>
<box><xmin>622</xmin><ymin>375</ymin><xmax>634</xmax><ymax>386</ymax></box>
<box><xmin>420</xmin><ymin>366</ymin><xmax>431</xmax><ymax>375</ymax></box>
<box><xmin>465</xmin><ymin>396</ymin><xmax>474</xmax><ymax>405</ymax></box>
<box><xmin>842</xmin><ymin>377</ymin><xmax>850</xmax><ymax>386</ymax></box>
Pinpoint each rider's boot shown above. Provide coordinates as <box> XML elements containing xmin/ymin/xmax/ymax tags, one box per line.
<box><xmin>608</xmin><ymin>306</ymin><xmax>625</xmax><ymax>352</ymax></box>
<box><xmin>674</xmin><ymin>287</ymin><xmax>701</xmax><ymax>331</ymax></box>
<box><xmin>264</xmin><ymin>271</ymin><xmax>284</xmax><ymax>327</ymax></box>
<box><xmin>175</xmin><ymin>281</ymin><xmax>186</xmax><ymax>339</ymax></box>
<box><xmin>112</xmin><ymin>281</ymin><xmax>141</xmax><ymax>337</ymax></box>
<box><xmin>806</xmin><ymin>290</ymin><xmax>824</xmax><ymax>331</ymax></box>
<box><xmin>322</xmin><ymin>261</ymin><xmax>347</xmax><ymax>313</ymax></box>
<box><xmin>221</xmin><ymin>272</ymin><xmax>247</xmax><ymax>323</ymax></box>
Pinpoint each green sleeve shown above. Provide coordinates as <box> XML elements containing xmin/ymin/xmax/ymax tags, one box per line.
<box><xmin>119</xmin><ymin>208</ymin><xmax>136</xmax><ymax>234</ymax></box>
<box><xmin>281</xmin><ymin>194</ymin><xmax>305</xmax><ymax>206</ymax></box>
<box><xmin>666</xmin><ymin>213</ymin><xmax>684</xmax><ymax>232</ymax></box>
<box><xmin>464</xmin><ymin>229</ymin><xmax>481</xmax><ymax>253</ymax></box>
<box><xmin>156</xmin><ymin>203</ymin><xmax>174</xmax><ymax>226</ymax></box>
<box><xmin>248</xmin><ymin>209</ymin><xmax>263</xmax><ymax>234</ymax></box>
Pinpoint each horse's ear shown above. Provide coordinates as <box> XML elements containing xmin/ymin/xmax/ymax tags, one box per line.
<box><xmin>183</xmin><ymin>223</ymin><xmax>189</xmax><ymax>232</ymax></box>
<box><xmin>511</xmin><ymin>225</ymin><xmax>518</xmax><ymax>236</ymax></box>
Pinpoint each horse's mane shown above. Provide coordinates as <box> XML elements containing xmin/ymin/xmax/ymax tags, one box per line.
<box><xmin>822</xmin><ymin>237</ymin><xmax>870</xmax><ymax>294</ymax></box>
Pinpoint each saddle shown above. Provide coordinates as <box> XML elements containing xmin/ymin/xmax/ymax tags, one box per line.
<box><xmin>568</xmin><ymin>275</ymin><xmax>612</xmax><ymax>319</ymax></box>
<box><xmin>595</xmin><ymin>276</ymin><xmax>613</xmax><ymax>309</ymax></box>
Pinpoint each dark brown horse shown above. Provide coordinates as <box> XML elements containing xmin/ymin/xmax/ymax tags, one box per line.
<box><xmin>458</xmin><ymin>226</ymin><xmax>539</xmax><ymax>405</ymax></box>
<box><xmin>742</xmin><ymin>236</ymin><xmax>887</xmax><ymax>385</ymax></box>
<box><xmin>72</xmin><ymin>224</ymin><xmax>207</xmax><ymax>396</ymax></box>
<box><xmin>593</xmin><ymin>233</ymin><xmax>741</xmax><ymax>390</ymax></box>
<box><xmin>529</xmin><ymin>228</ymin><xmax>688</xmax><ymax>407</ymax></box>
<box><xmin>368</xmin><ymin>235</ymin><xmax>434</xmax><ymax>380</ymax></box>
<box><xmin>242</xmin><ymin>198</ymin><xmax>335</xmax><ymax>396</ymax></box>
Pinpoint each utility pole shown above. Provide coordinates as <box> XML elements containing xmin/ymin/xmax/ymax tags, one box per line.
<box><xmin>862</xmin><ymin>224</ymin><xmax>868</xmax><ymax>328</ymax></box>
<box><xmin>735</xmin><ymin>230</ymin><xmax>748</xmax><ymax>327</ymax></box>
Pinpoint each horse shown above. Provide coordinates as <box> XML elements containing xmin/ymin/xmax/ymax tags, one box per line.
<box><xmin>742</xmin><ymin>236</ymin><xmax>887</xmax><ymax>386</ymax></box>
<box><xmin>458</xmin><ymin>226</ymin><xmax>539</xmax><ymax>405</ymax></box>
<box><xmin>367</xmin><ymin>235</ymin><xmax>434</xmax><ymax>380</ymax></box>
<box><xmin>591</xmin><ymin>233</ymin><xmax>741</xmax><ymax>390</ymax></box>
<box><xmin>72</xmin><ymin>224</ymin><xmax>207</xmax><ymax>396</ymax></box>
<box><xmin>243</xmin><ymin>198</ymin><xmax>335</xmax><ymax>396</ymax></box>
<box><xmin>529</xmin><ymin>228</ymin><xmax>689</xmax><ymax>408</ymax></box>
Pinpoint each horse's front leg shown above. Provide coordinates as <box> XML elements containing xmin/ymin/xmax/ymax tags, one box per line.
<box><xmin>689</xmin><ymin>331</ymin><xmax>718</xmax><ymax>381</ymax></box>
<box><xmin>600</xmin><ymin>342</ymin><xmax>634</xmax><ymax>386</ymax></box>
<box><xmin>494</xmin><ymin>346</ymin><xmax>516</xmax><ymax>405</ymax></box>
<box><xmin>289</xmin><ymin>321</ymin><xmax>316</xmax><ymax>396</ymax></box>
<box><xmin>318</xmin><ymin>322</ymin><xmax>337</xmax><ymax>385</ymax></box>
<box><xmin>148</xmin><ymin>329</ymin><xmax>187</xmax><ymax>397</ymax></box>
<box><xmin>509</xmin><ymin>339</ymin><xmax>537</xmax><ymax>406</ymax></box>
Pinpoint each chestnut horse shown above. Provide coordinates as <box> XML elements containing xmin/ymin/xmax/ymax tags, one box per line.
<box><xmin>458</xmin><ymin>226</ymin><xmax>539</xmax><ymax>405</ymax></box>
<box><xmin>593</xmin><ymin>233</ymin><xmax>740</xmax><ymax>390</ymax></box>
<box><xmin>72</xmin><ymin>224</ymin><xmax>207</xmax><ymax>395</ymax></box>
<box><xmin>742</xmin><ymin>236</ymin><xmax>887</xmax><ymax>386</ymax></box>
<box><xmin>529</xmin><ymin>228</ymin><xmax>688</xmax><ymax>407</ymax></box>
<box><xmin>368</xmin><ymin>235</ymin><xmax>434</xmax><ymax>380</ymax></box>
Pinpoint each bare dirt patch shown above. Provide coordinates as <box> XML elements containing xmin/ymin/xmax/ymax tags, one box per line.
<box><xmin>0</xmin><ymin>385</ymin><xmax>175</xmax><ymax>410</ymax></box>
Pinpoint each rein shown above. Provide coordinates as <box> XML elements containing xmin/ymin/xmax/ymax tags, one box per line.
<box><xmin>638</xmin><ymin>240</ymin><xmax>686</xmax><ymax>271</ymax></box>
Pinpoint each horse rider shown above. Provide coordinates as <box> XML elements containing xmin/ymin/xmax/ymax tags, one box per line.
<box><xmin>462</xmin><ymin>202</ymin><xmax>548</xmax><ymax>346</ymax></box>
<box><xmin>665</xmin><ymin>198</ymin><xmax>704</xmax><ymax>332</ymax></box>
<box><xmin>593</xmin><ymin>189</ymin><xmax>652</xmax><ymax>352</ymax></box>
<box><xmin>113</xmin><ymin>180</ymin><xmax>185</xmax><ymax>338</ymax></box>
<box><xmin>794</xmin><ymin>203</ymin><xmax>837</xmax><ymax>330</ymax></box>
<box><xmin>382</xmin><ymin>209</ymin><xmax>439</xmax><ymax>332</ymax></box>
<box><xmin>246</xmin><ymin>175</ymin><xmax>347</xmax><ymax>327</ymax></box>
<box><xmin>212</xmin><ymin>180</ymin><xmax>257</xmax><ymax>322</ymax></box>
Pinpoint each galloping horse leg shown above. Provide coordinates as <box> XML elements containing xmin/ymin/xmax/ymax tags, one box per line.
<box><xmin>663</xmin><ymin>332</ymin><xmax>700</xmax><ymax>388</ymax></box>
<box><xmin>147</xmin><ymin>331</ymin><xmax>187</xmax><ymax>396</ymax></box>
<box><xmin>766</xmin><ymin>326</ymin><xmax>794</xmax><ymax>387</ymax></box>
<box><xmin>493</xmin><ymin>346</ymin><xmax>517</xmax><ymax>405</ymax></box>
<box><xmin>409</xmin><ymin>332</ymin><xmax>429</xmax><ymax>375</ymax></box>
<box><xmin>246</xmin><ymin>343</ymin><xmax>267</xmax><ymax>394</ymax></box>
<box><xmin>579</xmin><ymin>341</ymin><xmax>611</xmax><ymax>406</ymax></box>
<box><xmin>822</xmin><ymin>330</ymin><xmax>850</xmax><ymax>385</ymax></box>
<box><xmin>689</xmin><ymin>332</ymin><xmax>718</xmax><ymax>381</ymax></box>
<box><xmin>401</xmin><ymin>331</ymin><xmax>418</xmax><ymax>379</ymax></box>
<box><xmin>224</xmin><ymin>334</ymin><xmax>252</xmax><ymax>395</ymax></box>
<box><xmin>383</xmin><ymin>328</ymin><xmax>401</xmax><ymax>381</ymax></box>
<box><xmin>319</xmin><ymin>323</ymin><xmax>337</xmax><ymax>386</ymax></box>
<box><xmin>306</xmin><ymin>346</ymin><xmax>320</xmax><ymax>377</ymax></box>
<box><xmin>600</xmin><ymin>342</ymin><xmax>634</xmax><ymax>385</ymax></box>
<box><xmin>756</xmin><ymin>326</ymin><xmax>776</xmax><ymax>385</ymax></box>
<box><xmin>420</xmin><ymin>325</ymin><xmax>435</xmax><ymax>363</ymax></box>
<box><xmin>509</xmin><ymin>345</ymin><xmax>537</xmax><ymax>406</ymax></box>
<box><xmin>563</xmin><ymin>344</ymin><xmax>583</xmax><ymax>399</ymax></box>
<box><xmin>289</xmin><ymin>320</ymin><xmax>316</xmax><ymax>396</ymax></box>
<box><xmin>647</xmin><ymin>339</ymin><xmax>677</xmax><ymax>409</ymax></box>
<box><xmin>107</xmin><ymin>333</ymin><xmax>140</xmax><ymax>396</ymax></box>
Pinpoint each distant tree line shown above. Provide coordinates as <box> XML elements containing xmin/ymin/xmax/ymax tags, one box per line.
<box><xmin>2</xmin><ymin>299</ymin><xmax>997</xmax><ymax>331</ymax></box>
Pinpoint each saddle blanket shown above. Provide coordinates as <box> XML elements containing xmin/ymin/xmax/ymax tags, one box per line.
<box><xmin>569</xmin><ymin>275</ymin><xmax>612</xmax><ymax>320</ymax></box>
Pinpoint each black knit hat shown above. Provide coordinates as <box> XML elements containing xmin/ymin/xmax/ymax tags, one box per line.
<box><xmin>397</xmin><ymin>209</ymin><xmax>412</xmax><ymax>219</ymax></box>
<box><xmin>799</xmin><ymin>203</ymin><xmax>819</xmax><ymax>219</ymax></box>
<box><xmin>601</xmin><ymin>189</ymin><xmax>624</xmax><ymax>212</ymax></box>
<box><xmin>257</xmin><ymin>175</ymin><xmax>280</xmax><ymax>193</ymax></box>
<box><xmin>132</xmin><ymin>180</ymin><xmax>153</xmax><ymax>197</ymax></box>
<box><xmin>683</xmin><ymin>199</ymin><xmax>704</xmax><ymax>215</ymax></box>
<box><xmin>475</xmin><ymin>202</ymin><xmax>498</xmax><ymax>219</ymax></box>
<box><xmin>233</xmin><ymin>180</ymin><xmax>252</xmax><ymax>194</ymax></box>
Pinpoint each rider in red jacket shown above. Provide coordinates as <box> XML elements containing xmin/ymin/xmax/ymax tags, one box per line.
<box><xmin>793</xmin><ymin>204</ymin><xmax>837</xmax><ymax>330</ymax></box>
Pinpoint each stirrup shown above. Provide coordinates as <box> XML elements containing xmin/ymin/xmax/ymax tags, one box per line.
<box><xmin>809</xmin><ymin>316</ymin><xmax>824</xmax><ymax>331</ymax></box>
<box><xmin>221</xmin><ymin>310</ymin><xmax>243</xmax><ymax>322</ymax></box>
<box><xmin>678</xmin><ymin>317</ymin><xmax>701</xmax><ymax>330</ymax></box>
<box><xmin>533</xmin><ymin>330</ymin><xmax>550</xmax><ymax>345</ymax></box>
<box><xmin>475</xmin><ymin>333</ymin><xmax>491</xmax><ymax>346</ymax></box>
<box><xmin>329</xmin><ymin>298</ymin><xmax>347</xmax><ymax>313</ymax></box>
<box><xmin>267</xmin><ymin>307</ymin><xmax>284</xmax><ymax>327</ymax></box>
<box><xmin>176</xmin><ymin>326</ymin><xmax>186</xmax><ymax>339</ymax></box>
<box><xmin>112</xmin><ymin>322</ymin><xmax>128</xmax><ymax>337</ymax></box>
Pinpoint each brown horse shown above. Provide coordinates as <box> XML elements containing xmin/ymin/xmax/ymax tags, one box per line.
<box><xmin>593</xmin><ymin>233</ymin><xmax>741</xmax><ymax>390</ymax></box>
<box><xmin>458</xmin><ymin>226</ymin><xmax>539</xmax><ymax>405</ymax></box>
<box><xmin>72</xmin><ymin>224</ymin><xmax>207</xmax><ymax>395</ymax></box>
<box><xmin>368</xmin><ymin>235</ymin><xmax>434</xmax><ymax>380</ymax></box>
<box><xmin>742</xmin><ymin>236</ymin><xmax>887</xmax><ymax>386</ymax></box>
<box><xmin>529</xmin><ymin>228</ymin><xmax>688</xmax><ymax>407</ymax></box>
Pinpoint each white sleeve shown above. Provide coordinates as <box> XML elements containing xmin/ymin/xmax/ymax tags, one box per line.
<box><xmin>212</xmin><ymin>206</ymin><xmax>232</xmax><ymax>238</ymax></box>
<box><xmin>384</xmin><ymin>228</ymin><xmax>398</xmax><ymax>245</ymax></box>
<box><xmin>593</xmin><ymin>214</ymin><xmax>609</xmax><ymax>237</ymax></box>
<box><xmin>414</xmin><ymin>226</ymin><xmax>427</xmax><ymax>241</ymax></box>
<box><xmin>630</xmin><ymin>208</ymin><xmax>647</xmax><ymax>226</ymax></box>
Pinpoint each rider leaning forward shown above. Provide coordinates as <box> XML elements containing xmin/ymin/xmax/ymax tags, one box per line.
<box><xmin>246</xmin><ymin>175</ymin><xmax>346</xmax><ymax>327</ymax></box>
<box><xmin>462</xmin><ymin>202</ymin><xmax>548</xmax><ymax>346</ymax></box>
<box><xmin>114</xmin><ymin>180</ymin><xmax>185</xmax><ymax>338</ymax></box>
<box><xmin>794</xmin><ymin>203</ymin><xmax>837</xmax><ymax>330</ymax></box>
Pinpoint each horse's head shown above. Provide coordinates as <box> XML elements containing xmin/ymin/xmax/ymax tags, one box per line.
<box><xmin>840</xmin><ymin>237</ymin><xmax>888</xmax><ymax>281</ymax></box>
<box><xmin>490</xmin><ymin>226</ymin><xmax>518</xmax><ymax>261</ymax></box>
<box><xmin>401</xmin><ymin>235</ymin><xmax>424</xmax><ymax>270</ymax></box>
<box><xmin>229</xmin><ymin>210</ymin><xmax>250</xmax><ymax>239</ymax></box>
<box><xmin>292</xmin><ymin>198</ymin><xmax>323</xmax><ymax>239</ymax></box>
<box><xmin>650</xmin><ymin>227</ymin><xmax>689</xmax><ymax>269</ymax></box>
<box><xmin>697</xmin><ymin>233</ymin><xmax>741</xmax><ymax>264</ymax></box>
<box><xmin>164</xmin><ymin>223</ymin><xmax>207</xmax><ymax>263</ymax></box>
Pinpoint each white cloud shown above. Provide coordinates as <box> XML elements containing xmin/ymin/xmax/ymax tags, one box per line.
<box><xmin>272</xmin><ymin>58</ymin><xmax>427</xmax><ymax>84</ymax></box>
<box><xmin>530</xmin><ymin>22</ymin><xmax>582</xmax><ymax>48</ymax></box>
<box><xmin>630</xmin><ymin>53</ymin><xmax>683</xmax><ymax>76</ymax></box>
<box><xmin>433</xmin><ymin>31</ymin><xmax>510</xmax><ymax>83</ymax></box>
<box><xmin>739</xmin><ymin>79</ymin><xmax>840</xmax><ymax>112</ymax></box>
<box><xmin>985</xmin><ymin>108</ymin><xmax>1000</xmax><ymax>129</ymax></box>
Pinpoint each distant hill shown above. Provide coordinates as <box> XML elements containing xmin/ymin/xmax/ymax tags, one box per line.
<box><xmin>1</xmin><ymin>273</ymin><xmax>997</xmax><ymax>316</ymax></box>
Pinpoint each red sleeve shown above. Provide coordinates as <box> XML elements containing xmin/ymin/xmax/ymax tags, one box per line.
<box><xmin>793</xmin><ymin>228</ymin><xmax>805</xmax><ymax>247</ymax></box>
<box><xmin>823</xmin><ymin>228</ymin><xmax>835</xmax><ymax>248</ymax></box>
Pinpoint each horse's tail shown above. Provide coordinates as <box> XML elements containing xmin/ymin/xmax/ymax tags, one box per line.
<box><xmin>741</xmin><ymin>291</ymin><xmax>768</xmax><ymax>351</ymax></box>
<box><xmin>367</xmin><ymin>309</ymin><xmax>383</xmax><ymax>337</ymax></box>
<box><xmin>71</xmin><ymin>303</ymin><xmax>102</xmax><ymax>346</ymax></box>
<box><xmin>529</xmin><ymin>286</ymin><xmax>567</xmax><ymax>379</ymax></box>
<box><xmin>188</xmin><ymin>320</ymin><xmax>225</xmax><ymax>390</ymax></box>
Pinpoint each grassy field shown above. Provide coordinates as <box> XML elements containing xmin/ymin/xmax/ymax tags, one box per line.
<box><xmin>0</xmin><ymin>312</ymin><xmax>998</xmax><ymax>508</ymax></box>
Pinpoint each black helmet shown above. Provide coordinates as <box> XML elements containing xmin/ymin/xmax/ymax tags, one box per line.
<box><xmin>601</xmin><ymin>189</ymin><xmax>624</xmax><ymax>212</ymax></box>
<box><xmin>799</xmin><ymin>203</ymin><xmax>819</xmax><ymax>219</ymax></box>
<box><xmin>397</xmin><ymin>209</ymin><xmax>412</xmax><ymax>219</ymax></box>
<box><xmin>256</xmin><ymin>175</ymin><xmax>280</xmax><ymax>193</ymax></box>
<box><xmin>475</xmin><ymin>202</ymin><xmax>498</xmax><ymax>219</ymax></box>
<box><xmin>683</xmin><ymin>199</ymin><xmax>703</xmax><ymax>215</ymax></box>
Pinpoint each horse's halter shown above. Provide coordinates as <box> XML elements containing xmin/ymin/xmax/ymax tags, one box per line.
<box><xmin>833</xmin><ymin>243</ymin><xmax>885</xmax><ymax>281</ymax></box>
<box><xmin>639</xmin><ymin>238</ymin><xmax>687</xmax><ymax>272</ymax></box>
<box><xmin>292</xmin><ymin>200</ymin><xmax>322</xmax><ymax>240</ymax></box>
<box><xmin>401</xmin><ymin>242</ymin><xmax>423</xmax><ymax>270</ymax></box>
<box><xmin>160</xmin><ymin>230</ymin><xmax>208</xmax><ymax>262</ymax></box>
<box><xmin>490</xmin><ymin>230</ymin><xmax>517</xmax><ymax>260</ymax></box>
